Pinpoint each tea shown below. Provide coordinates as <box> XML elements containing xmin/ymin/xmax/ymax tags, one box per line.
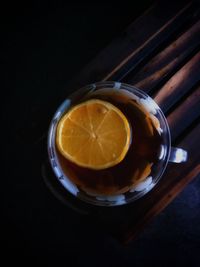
<box><xmin>55</xmin><ymin>88</ymin><xmax>163</xmax><ymax>195</ymax></box>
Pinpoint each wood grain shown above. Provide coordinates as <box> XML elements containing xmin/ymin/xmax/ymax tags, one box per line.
<box><xmin>128</xmin><ymin>20</ymin><xmax>200</xmax><ymax>92</ymax></box>
<box><xmin>103</xmin><ymin>2</ymin><xmax>193</xmax><ymax>81</ymax></box>
<box><xmin>154</xmin><ymin>51</ymin><xmax>200</xmax><ymax>112</ymax></box>
<box><xmin>167</xmin><ymin>86</ymin><xmax>200</xmax><ymax>140</ymax></box>
<box><xmin>67</xmin><ymin>1</ymin><xmax>193</xmax><ymax>89</ymax></box>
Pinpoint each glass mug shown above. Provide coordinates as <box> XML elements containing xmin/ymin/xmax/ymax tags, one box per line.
<box><xmin>48</xmin><ymin>82</ymin><xmax>187</xmax><ymax>206</ymax></box>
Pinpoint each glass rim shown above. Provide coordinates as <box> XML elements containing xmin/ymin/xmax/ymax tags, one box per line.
<box><xmin>47</xmin><ymin>81</ymin><xmax>171</xmax><ymax>206</ymax></box>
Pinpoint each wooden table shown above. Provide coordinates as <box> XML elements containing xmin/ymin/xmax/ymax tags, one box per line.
<box><xmin>41</xmin><ymin>0</ymin><xmax>200</xmax><ymax>244</ymax></box>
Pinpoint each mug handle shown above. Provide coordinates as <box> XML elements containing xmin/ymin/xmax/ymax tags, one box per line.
<box><xmin>169</xmin><ymin>147</ymin><xmax>188</xmax><ymax>163</ymax></box>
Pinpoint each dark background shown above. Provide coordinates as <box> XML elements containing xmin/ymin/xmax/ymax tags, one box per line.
<box><xmin>2</xmin><ymin>1</ymin><xmax>200</xmax><ymax>266</ymax></box>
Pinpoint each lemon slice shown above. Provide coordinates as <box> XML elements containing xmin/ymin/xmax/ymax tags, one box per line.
<box><xmin>56</xmin><ymin>99</ymin><xmax>131</xmax><ymax>170</ymax></box>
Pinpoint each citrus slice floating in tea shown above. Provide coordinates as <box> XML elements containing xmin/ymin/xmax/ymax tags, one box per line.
<box><xmin>56</xmin><ymin>99</ymin><xmax>131</xmax><ymax>170</ymax></box>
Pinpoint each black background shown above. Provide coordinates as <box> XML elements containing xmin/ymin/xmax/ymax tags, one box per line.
<box><xmin>2</xmin><ymin>1</ymin><xmax>200</xmax><ymax>266</ymax></box>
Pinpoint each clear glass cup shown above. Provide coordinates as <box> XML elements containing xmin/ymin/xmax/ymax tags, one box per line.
<box><xmin>48</xmin><ymin>81</ymin><xmax>187</xmax><ymax>206</ymax></box>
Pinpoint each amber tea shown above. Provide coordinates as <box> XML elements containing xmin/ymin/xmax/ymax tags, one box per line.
<box><xmin>55</xmin><ymin>88</ymin><xmax>163</xmax><ymax>196</ymax></box>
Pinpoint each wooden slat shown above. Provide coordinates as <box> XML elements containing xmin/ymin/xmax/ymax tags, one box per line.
<box><xmin>103</xmin><ymin>2</ymin><xmax>194</xmax><ymax>81</ymax></box>
<box><xmin>67</xmin><ymin>1</ymin><xmax>193</xmax><ymax>89</ymax></box>
<box><xmin>167</xmin><ymin>87</ymin><xmax>200</xmax><ymax>141</ymax></box>
<box><xmin>127</xmin><ymin>20</ymin><xmax>200</xmax><ymax>92</ymax></box>
<box><xmin>154</xmin><ymin>51</ymin><xmax>200</xmax><ymax>112</ymax></box>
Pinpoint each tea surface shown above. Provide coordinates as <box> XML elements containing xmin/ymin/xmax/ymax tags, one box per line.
<box><xmin>56</xmin><ymin>89</ymin><xmax>163</xmax><ymax>195</ymax></box>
